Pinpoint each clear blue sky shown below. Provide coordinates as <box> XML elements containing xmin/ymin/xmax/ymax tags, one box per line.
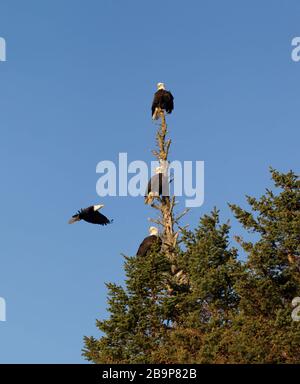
<box><xmin>0</xmin><ymin>0</ymin><xmax>299</xmax><ymax>363</ymax></box>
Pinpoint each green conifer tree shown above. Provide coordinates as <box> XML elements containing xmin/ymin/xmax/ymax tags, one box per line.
<box><xmin>150</xmin><ymin>208</ymin><xmax>243</xmax><ymax>363</ymax></box>
<box><xmin>83</xmin><ymin>95</ymin><xmax>300</xmax><ymax>363</ymax></box>
<box><xmin>223</xmin><ymin>168</ymin><xmax>300</xmax><ymax>363</ymax></box>
<box><xmin>83</xmin><ymin>244</ymin><xmax>171</xmax><ymax>363</ymax></box>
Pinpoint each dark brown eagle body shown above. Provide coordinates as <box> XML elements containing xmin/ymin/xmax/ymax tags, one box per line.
<box><xmin>145</xmin><ymin>173</ymin><xmax>169</xmax><ymax>204</ymax></box>
<box><xmin>68</xmin><ymin>205</ymin><xmax>112</xmax><ymax>225</ymax></box>
<box><xmin>136</xmin><ymin>235</ymin><xmax>162</xmax><ymax>257</ymax></box>
<box><xmin>151</xmin><ymin>89</ymin><xmax>174</xmax><ymax>118</ymax></box>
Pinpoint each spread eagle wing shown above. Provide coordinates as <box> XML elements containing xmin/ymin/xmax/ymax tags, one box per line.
<box><xmin>88</xmin><ymin>211</ymin><xmax>112</xmax><ymax>225</ymax></box>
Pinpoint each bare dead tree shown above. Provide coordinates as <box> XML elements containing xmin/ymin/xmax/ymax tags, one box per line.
<box><xmin>149</xmin><ymin>109</ymin><xmax>189</xmax><ymax>285</ymax></box>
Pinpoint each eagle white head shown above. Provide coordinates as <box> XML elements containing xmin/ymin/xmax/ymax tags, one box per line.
<box><xmin>155</xmin><ymin>160</ymin><xmax>168</xmax><ymax>174</ymax></box>
<box><xmin>149</xmin><ymin>226</ymin><xmax>159</xmax><ymax>236</ymax></box>
<box><xmin>94</xmin><ymin>204</ymin><xmax>104</xmax><ymax>211</ymax></box>
<box><xmin>157</xmin><ymin>82</ymin><xmax>165</xmax><ymax>90</ymax></box>
<box><xmin>155</xmin><ymin>166</ymin><xmax>163</xmax><ymax>174</ymax></box>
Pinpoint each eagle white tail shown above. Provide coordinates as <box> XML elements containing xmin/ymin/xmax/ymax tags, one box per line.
<box><xmin>152</xmin><ymin>107</ymin><xmax>160</xmax><ymax>120</ymax></box>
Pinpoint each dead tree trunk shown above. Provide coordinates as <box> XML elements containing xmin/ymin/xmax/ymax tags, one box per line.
<box><xmin>150</xmin><ymin>109</ymin><xmax>188</xmax><ymax>282</ymax></box>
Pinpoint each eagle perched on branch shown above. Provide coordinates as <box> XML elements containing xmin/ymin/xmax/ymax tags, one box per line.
<box><xmin>136</xmin><ymin>227</ymin><xmax>162</xmax><ymax>257</ymax></box>
<box><xmin>145</xmin><ymin>162</ymin><xmax>169</xmax><ymax>205</ymax></box>
<box><xmin>151</xmin><ymin>82</ymin><xmax>174</xmax><ymax>120</ymax></box>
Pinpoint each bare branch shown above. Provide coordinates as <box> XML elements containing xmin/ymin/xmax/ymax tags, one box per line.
<box><xmin>152</xmin><ymin>150</ymin><xmax>160</xmax><ymax>158</ymax></box>
<box><xmin>151</xmin><ymin>203</ymin><xmax>161</xmax><ymax>211</ymax></box>
<box><xmin>175</xmin><ymin>208</ymin><xmax>191</xmax><ymax>223</ymax></box>
<box><xmin>148</xmin><ymin>218</ymin><xmax>163</xmax><ymax>226</ymax></box>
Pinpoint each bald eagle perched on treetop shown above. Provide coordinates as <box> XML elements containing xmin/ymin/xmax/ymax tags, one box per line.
<box><xmin>145</xmin><ymin>162</ymin><xmax>169</xmax><ymax>205</ymax></box>
<box><xmin>68</xmin><ymin>204</ymin><xmax>113</xmax><ymax>226</ymax></box>
<box><xmin>151</xmin><ymin>82</ymin><xmax>174</xmax><ymax>120</ymax></box>
<box><xmin>136</xmin><ymin>227</ymin><xmax>162</xmax><ymax>257</ymax></box>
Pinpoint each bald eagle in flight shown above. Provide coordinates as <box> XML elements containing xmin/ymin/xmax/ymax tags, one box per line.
<box><xmin>145</xmin><ymin>165</ymin><xmax>169</xmax><ymax>205</ymax></box>
<box><xmin>152</xmin><ymin>82</ymin><xmax>174</xmax><ymax>120</ymax></box>
<box><xmin>68</xmin><ymin>204</ymin><xmax>113</xmax><ymax>225</ymax></box>
<box><xmin>136</xmin><ymin>227</ymin><xmax>162</xmax><ymax>257</ymax></box>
